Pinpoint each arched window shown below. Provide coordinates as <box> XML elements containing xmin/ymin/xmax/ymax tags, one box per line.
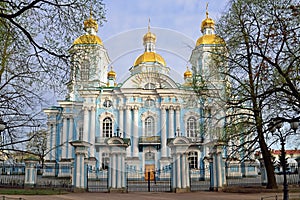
<box><xmin>145</xmin><ymin>116</ymin><xmax>154</xmax><ymax>136</ymax></box>
<box><xmin>187</xmin><ymin>117</ymin><xmax>196</xmax><ymax>137</ymax></box>
<box><xmin>188</xmin><ymin>151</ymin><xmax>198</xmax><ymax>169</ymax></box>
<box><xmin>81</xmin><ymin>61</ymin><xmax>89</xmax><ymax>81</ymax></box>
<box><xmin>102</xmin><ymin>117</ymin><xmax>112</xmax><ymax>138</ymax></box>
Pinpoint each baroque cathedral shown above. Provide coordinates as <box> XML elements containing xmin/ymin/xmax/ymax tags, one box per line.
<box><xmin>43</xmin><ymin>9</ymin><xmax>227</xmax><ymax>178</ymax></box>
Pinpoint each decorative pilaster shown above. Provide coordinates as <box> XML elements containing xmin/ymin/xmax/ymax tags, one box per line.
<box><xmin>175</xmin><ymin>106</ymin><xmax>181</xmax><ymax>132</ymax></box>
<box><xmin>169</xmin><ymin>106</ymin><xmax>174</xmax><ymax>139</ymax></box>
<box><xmin>90</xmin><ymin>106</ymin><xmax>96</xmax><ymax>158</ymax></box>
<box><xmin>125</xmin><ymin>106</ymin><xmax>131</xmax><ymax>157</ymax></box>
<box><xmin>62</xmin><ymin>116</ymin><xmax>68</xmax><ymax>159</ymax></box>
<box><xmin>133</xmin><ymin>105</ymin><xmax>139</xmax><ymax>158</ymax></box>
<box><xmin>119</xmin><ymin>106</ymin><xmax>124</xmax><ymax>134</ymax></box>
<box><xmin>83</xmin><ymin>106</ymin><xmax>89</xmax><ymax>142</ymax></box>
<box><xmin>45</xmin><ymin>122</ymin><xmax>52</xmax><ymax>161</ymax></box>
<box><xmin>161</xmin><ymin>106</ymin><xmax>167</xmax><ymax>158</ymax></box>
<box><xmin>68</xmin><ymin>117</ymin><xmax>74</xmax><ymax>159</ymax></box>
<box><xmin>52</xmin><ymin>123</ymin><xmax>57</xmax><ymax>160</ymax></box>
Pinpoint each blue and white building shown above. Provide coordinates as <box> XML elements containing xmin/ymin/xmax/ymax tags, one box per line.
<box><xmin>43</xmin><ymin>10</ymin><xmax>228</xmax><ymax>180</ymax></box>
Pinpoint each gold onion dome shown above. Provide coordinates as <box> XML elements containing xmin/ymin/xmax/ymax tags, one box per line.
<box><xmin>196</xmin><ymin>3</ymin><xmax>225</xmax><ymax>46</ymax></box>
<box><xmin>84</xmin><ymin>17</ymin><xmax>98</xmax><ymax>32</ymax></box>
<box><xmin>184</xmin><ymin>66</ymin><xmax>193</xmax><ymax>78</ymax></box>
<box><xmin>143</xmin><ymin>31</ymin><xmax>156</xmax><ymax>44</ymax></box>
<box><xmin>107</xmin><ymin>66</ymin><xmax>116</xmax><ymax>78</ymax></box>
<box><xmin>73</xmin><ymin>35</ymin><xmax>103</xmax><ymax>45</ymax></box>
<box><xmin>73</xmin><ymin>12</ymin><xmax>103</xmax><ymax>45</ymax></box>
<box><xmin>134</xmin><ymin>52</ymin><xmax>166</xmax><ymax>67</ymax></box>
<box><xmin>196</xmin><ymin>34</ymin><xmax>224</xmax><ymax>46</ymax></box>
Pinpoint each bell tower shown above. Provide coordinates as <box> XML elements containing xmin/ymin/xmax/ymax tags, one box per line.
<box><xmin>67</xmin><ymin>11</ymin><xmax>110</xmax><ymax>101</ymax></box>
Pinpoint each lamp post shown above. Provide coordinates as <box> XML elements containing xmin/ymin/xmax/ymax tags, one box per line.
<box><xmin>0</xmin><ymin>118</ymin><xmax>6</xmax><ymax>175</ymax></box>
<box><xmin>269</xmin><ymin>118</ymin><xmax>299</xmax><ymax>200</ymax></box>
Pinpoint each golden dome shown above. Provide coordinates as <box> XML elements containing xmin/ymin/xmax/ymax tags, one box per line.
<box><xmin>196</xmin><ymin>34</ymin><xmax>225</xmax><ymax>46</ymax></box>
<box><xmin>84</xmin><ymin>17</ymin><xmax>98</xmax><ymax>32</ymax></box>
<box><xmin>107</xmin><ymin>67</ymin><xmax>116</xmax><ymax>78</ymax></box>
<box><xmin>184</xmin><ymin>67</ymin><xmax>193</xmax><ymax>78</ymax></box>
<box><xmin>73</xmin><ymin>35</ymin><xmax>103</xmax><ymax>45</ymax></box>
<box><xmin>134</xmin><ymin>52</ymin><xmax>166</xmax><ymax>67</ymax></box>
<box><xmin>143</xmin><ymin>31</ymin><xmax>156</xmax><ymax>44</ymax></box>
<box><xmin>201</xmin><ymin>17</ymin><xmax>215</xmax><ymax>33</ymax></box>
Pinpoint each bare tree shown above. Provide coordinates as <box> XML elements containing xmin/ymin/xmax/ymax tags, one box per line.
<box><xmin>0</xmin><ymin>1</ymin><xmax>106</xmax><ymax>155</ymax></box>
<box><xmin>209</xmin><ymin>0</ymin><xmax>300</xmax><ymax>189</ymax></box>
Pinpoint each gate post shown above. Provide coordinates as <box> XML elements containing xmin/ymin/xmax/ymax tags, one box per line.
<box><xmin>69</xmin><ymin>140</ymin><xmax>91</xmax><ymax>191</ymax></box>
<box><xmin>24</xmin><ymin>158</ymin><xmax>39</xmax><ymax>187</ymax></box>
<box><xmin>106</xmin><ymin>137</ymin><xmax>130</xmax><ymax>193</ymax></box>
<box><xmin>259</xmin><ymin>158</ymin><xmax>267</xmax><ymax>186</ymax></box>
<box><xmin>167</xmin><ymin>137</ymin><xmax>190</xmax><ymax>193</ymax></box>
<box><xmin>209</xmin><ymin>142</ymin><xmax>226</xmax><ymax>191</ymax></box>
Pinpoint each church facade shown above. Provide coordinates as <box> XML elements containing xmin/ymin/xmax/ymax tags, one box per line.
<box><xmin>43</xmin><ymin>10</ymin><xmax>228</xmax><ymax>179</ymax></box>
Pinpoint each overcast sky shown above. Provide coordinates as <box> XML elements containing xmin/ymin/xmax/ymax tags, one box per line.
<box><xmin>96</xmin><ymin>0</ymin><xmax>230</xmax><ymax>83</ymax></box>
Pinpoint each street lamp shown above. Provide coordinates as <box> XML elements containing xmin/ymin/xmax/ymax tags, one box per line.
<box><xmin>269</xmin><ymin>117</ymin><xmax>299</xmax><ymax>200</ymax></box>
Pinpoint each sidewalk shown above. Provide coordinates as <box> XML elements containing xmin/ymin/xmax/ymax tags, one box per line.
<box><xmin>5</xmin><ymin>191</ymin><xmax>300</xmax><ymax>200</ymax></box>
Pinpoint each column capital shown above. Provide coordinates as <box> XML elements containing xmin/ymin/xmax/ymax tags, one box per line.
<box><xmin>125</xmin><ymin>105</ymin><xmax>132</xmax><ymax>110</ymax></box>
<box><xmin>133</xmin><ymin>105</ymin><xmax>139</xmax><ymax>110</ymax></box>
<box><xmin>160</xmin><ymin>105</ymin><xmax>167</xmax><ymax>110</ymax></box>
<box><xmin>91</xmin><ymin>106</ymin><xmax>96</xmax><ymax>112</ymax></box>
<box><xmin>118</xmin><ymin>106</ymin><xmax>124</xmax><ymax>110</ymax></box>
<box><xmin>175</xmin><ymin>105</ymin><xmax>181</xmax><ymax>111</ymax></box>
<box><xmin>169</xmin><ymin>105</ymin><xmax>174</xmax><ymax>112</ymax></box>
<box><xmin>83</xmin><ymin>106</ymin><xmax>89</xmax><ymax>111</ymax></box>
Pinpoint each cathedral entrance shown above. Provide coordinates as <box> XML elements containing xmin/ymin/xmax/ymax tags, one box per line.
<box><xmin>144</xmin><ymin>151</ymin><xmax>155</xmax><ymax>181</ymax></box>
<box><xmin>145</xmin><ymin>164</ymin><xmax>155</xmax><ymax>181</ymax></box>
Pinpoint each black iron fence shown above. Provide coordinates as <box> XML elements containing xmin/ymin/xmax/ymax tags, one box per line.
<box><xmin>86</xmin><ymin>168</ymin><xmax>108</xmax><ymax>192</ymax></box>
<box><xmin>189</xmin><ymin>168</ymin><xmax>211</xmax><ymax>191</ymax></box>
<box><xmin>126</xmin><ymin>168</ymin><xmax>172</xmax><ymax>192</ymax></box>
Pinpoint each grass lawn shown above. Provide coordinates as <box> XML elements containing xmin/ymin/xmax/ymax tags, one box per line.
<box><xmin>0</xmin><ymin>188</ymin><xmax>70</xmax><ymax>195</ymax></box>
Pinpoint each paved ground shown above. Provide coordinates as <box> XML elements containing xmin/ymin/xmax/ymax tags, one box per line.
<box><xmin>4</xmin><ymin>192</ymin><xmax>300</xmax><ymax>200</ymax></box>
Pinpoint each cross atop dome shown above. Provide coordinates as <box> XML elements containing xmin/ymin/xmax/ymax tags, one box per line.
<box><xmin>201</xmin><ymin>3</ymin><xmax>215</xmax><ymax>34</ymax></box>
<box><xmin>84</xmin><ymin>8</ymin><xmax>98</xmax><ymax>34</ymax></box>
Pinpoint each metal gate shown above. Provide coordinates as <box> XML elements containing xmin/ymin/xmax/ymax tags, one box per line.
<box><xmin>87</xmin><ymin>168</ymin><xmax>108</xmax><ymax>192</ymax></box>
<box><xmin>127</xmin><ymin>168</ymin><xmax>172</xmax><ymax>192</ymax></box>
<box><xmin>189</xmin><ymin>168</ymin><xmax>211</xmax><ymax>191</ymax></box>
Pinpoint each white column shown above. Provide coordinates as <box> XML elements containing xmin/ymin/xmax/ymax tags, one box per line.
<box><xmin>62</xmin><ymin>116</ymin><xmax>68</xmax><ymax>159</ymax></box>
<box><xmin>176</xmin><ymin>154</ymin><xmax>181</xmax><ymax>188</ymax></box>
<box><xmin>181</xmin><ymin>154</ymin><xmax>186</xmax><ymax>188</ymax></box>
<box><xmin>161</xmin><ymin>106</ymin><xmax>167</xmax><ymax>158</ymax></box>
<box><xmin>169</xmin><ymin>106</ymin><xmax>174</xmax><ymax>138</ymax></box>
<box><xmin>52</xmin><ymin>123</ymin><xmax>57</xmax><ymax>160</ymax></box>
<box><xmin>125</xmin><ymin>106</ymin><xmax>131</xmax><ymax>157</ymax></box>
<box><xmin>172</xmin><ymin>157</ymin><xmax>176</xmax><ymax>189</ymax></box>
<box><xmin>117</xmin><ymin>154</ymin><xmax>122</xmax><ymax>188</ymax></box>
<box><xmin>121</xmin><ymin>155</ymin><xmax>126</xmax><ymax>187</ymax></box>
<box><xmin>83</xmin><ymin>106</ymin><xmax>89</xmax><ymax>142</ymax></box>
<box><xmin>217</xmin><ymin>152</ymin><xmax>222</xmax><ymax>187</ymax></box>
<box><xmin>111</xmin><ymin>154</ymin><xmax>116</xmax><ymax>188</ymax></box>
<box><xmin>119</xmin><ymin>107</ymin><xmax>124</xmax><ymax>135</ymax></box>
<box><xmin>67</xmin><ymin>117</ymin><xmax>73</xmax><ymax>159</ymax></box>
<box><xmin>133</xmin><ymin>106</ymin><xmax>139</xmax><ymax>157</ymax></box>
<box><xmin>45</xmin><ymin>122</ymin><xmax>51</xmax><ymax>161</ymax></box>
<box><xmin>175</xmin><ymin>106</ymin><xmax>181</xmax><ymax>133</ymax></box>
<box><xmin>90</xmin><ymin>106</ymin><xmax>96</xmax><ymax>158</ymax></box>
